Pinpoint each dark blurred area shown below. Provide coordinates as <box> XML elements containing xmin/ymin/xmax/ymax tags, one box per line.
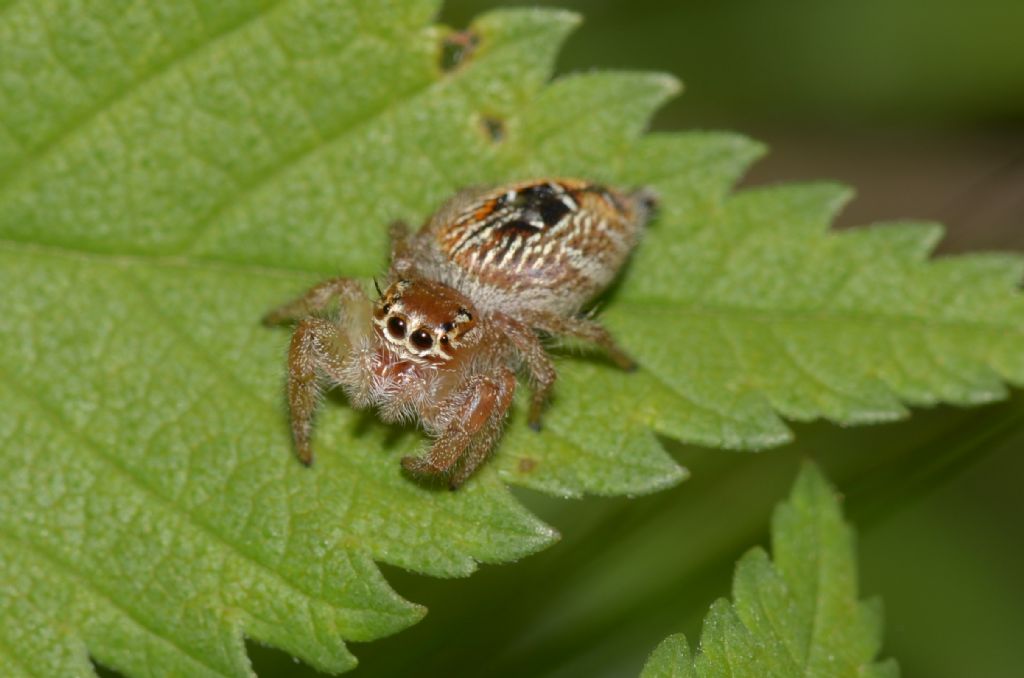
<box><xmin>451</xmin><ymin>0</ymin><xmax>1024</xmax><ymax>126</ymax></box>
<box><xmin>443</xmin><ymin>0</ymin><xmax>1024</xmax><ymax>254</ymax></box>
<box><xmin>248</xmin><ymin>2</ymin><xmax>1024</xmax><ymax>676</ymax></box>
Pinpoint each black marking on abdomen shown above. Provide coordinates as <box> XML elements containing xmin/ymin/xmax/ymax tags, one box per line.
<box><xmin>498</xmin><ymin>218</ymin><xmax>543</xmax><ymax>235</ymax></box>
<box><xmin>499</xmin><ymin>183</ymin><xmax>574</xmax><ymax>232</ymax></box>
<box><xmin>452</xmin><ymin>182</ymin><xmax>579</xmax><ymax>256</ymax></box>
<box><xmin>538</xmin><ymin>195</ymin><xmax>571</xmax><ymax>227</ymax></box>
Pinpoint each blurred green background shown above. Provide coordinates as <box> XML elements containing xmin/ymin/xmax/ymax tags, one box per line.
<box><xmin>247</xmin><ymin>1</ymin><xmax>1024</xmax><ymax>676</ymax></box>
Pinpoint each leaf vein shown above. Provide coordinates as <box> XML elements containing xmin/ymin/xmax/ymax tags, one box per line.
<box><xmin>753</xmin><ymin>569</ymin><xmax>804</xmax><ymax>673</ymax></box>
<box><xmin>0</xmin><ymin>357</ymin><xmax>398</xmax><ymax>637</ymax></box>
<box><xmin>804</xmin><ymin>507</ymin><xmax>826</xmax><ymax>675</ymax></box>
<box><xmin>0</xmin><ymin>0</ymin><xmax>288</xmax><ymax>188</ymax></box>
<box><xmin>642</xmin><ymin>366</ymin><xmax>751</xmax><ymax>431</ymax></box>
<box><xmin>174</xmin><ymin>68</ymin><xmax>433</xmax><ymax>255</ymax></box>
<box><xmin>763</xmin><ymin>324</ymin><xmax>869</xmax><ymax>410</ymax></box>
<box><xmin>0</xmin><ymin>527</ymin><xmax>230</xmax><ymax>677</ymax></box>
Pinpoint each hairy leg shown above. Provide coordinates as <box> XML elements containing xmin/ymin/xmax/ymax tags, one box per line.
<box><xmin>263</xmin><ymin>277</ymin><xmax>365</xmax><ymax>326</ymax></box>
<box><xmin>447</xmin><ymin>369</ymin><xmax>517</xmax><ymax>489</ymax></box>
<box><xmin>402</xmin><ymin>368</ymin><xmax>516</xmax><ymax>487</ymax></box>
<box><xmin>286</xmin><ymin>317</ymin><xmax>348</xmax><ymax>465</ymax></box>
<box><xmin>522</xmin><ymin>310</ymin><xmax>636</xmax><ymax>372</ymax></box>
<box><xmin>493</xmin><ymin>313</ymin><xmax>557</xmax><ymax>431</ymax></box>
<box><xmin>388</xmin><ymin>220</ymin><xmax>421</xmax><ymax>276</ymax></box>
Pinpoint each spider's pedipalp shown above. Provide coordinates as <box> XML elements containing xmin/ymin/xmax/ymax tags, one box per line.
<box><xmin>402</xmin><ymin>368</ymin><xmax>517</xmax><ymax>488</ymax></box>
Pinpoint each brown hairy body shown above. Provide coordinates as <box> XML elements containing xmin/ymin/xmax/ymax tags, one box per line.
<box><xmin>265</xmin><ymin>178</ymin><xmax>655</xmax><ymax>488</ymax></box>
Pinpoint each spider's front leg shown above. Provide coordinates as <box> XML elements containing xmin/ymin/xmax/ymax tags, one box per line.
<box><xmin>284</xmin><ymin>317</ymin><xmax>350</xmax><ymax>466</ymax></box>
<box><xmin>388</xmin><ymin>220</ymin><xmax>421</xmax><ymax>276</ymax></box>
<box><xmin>270</xmin><ymin>278</ymin><xmax>371</xmax><ymax>466</ymax></box>
<box><xmin>263</xmin><ymin>277</ymin><xmax>366</xmax><ymax>326</ymax></box>
<box><xmin>402</xmin><ymin>368</ymin><xmax>517</xmax><ymax>489</ymax></box>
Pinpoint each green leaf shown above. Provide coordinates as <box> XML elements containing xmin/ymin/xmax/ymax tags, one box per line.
<box><xmin>641</xmin><ymin>463</ymin><xmax>899</xmax><ymax>678</ymax></box>
<box><xmin>0</xmin><ymin>1</ymin><xmax>1021</xmax><ymax>676</ymax></box>
<box><xmin>642</xmin><ymin>634</ymin><xmax>696</xmax><ymax>678</ymax></box>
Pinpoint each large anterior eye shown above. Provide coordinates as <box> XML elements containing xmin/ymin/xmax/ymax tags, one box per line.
<box><xmin>387</xmin><ymin>316</ymin><xmax>407</xmax><ymax>339</ymax></box>
<box><xmin>410</xmin><ymin>329</ymin><xmax>434</xmax><ymax>351</ymax></box>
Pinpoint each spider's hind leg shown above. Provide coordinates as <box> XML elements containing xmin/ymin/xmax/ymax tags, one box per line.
<box><xmin>524</xmin><ymin>310</ymin><xmax>636</xmax><ymax>372</ymax></box>
<box><xmin>493</xmin><ymin>313</ymin><xmax>557</xmax><ymax>432</ymax></box>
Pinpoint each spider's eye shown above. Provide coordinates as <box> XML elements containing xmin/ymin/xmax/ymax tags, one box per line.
<box><xmin>387</xmin><ymin>316</ymin><xmax>407</xmax><ymax>339</ymax></box>
<box><xmin>410</xmin><ymin>329</ymin><xmax>434</xmax><ymax>351</ymax></box>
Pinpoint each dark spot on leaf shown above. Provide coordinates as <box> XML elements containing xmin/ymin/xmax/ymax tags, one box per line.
<box><xmin>518</xmin><ymin>457</ymin><xmax>538</xmax><ymax>473</ymax></box>
<box><xmin>480</xmin><ymin>115</ymin><xmax>505</xmax><ymax>142</ymax></box>
<box><xmin>440</xmin><ymin>30</ymin><xmax>479</xmax><ymax>72</ymax></box>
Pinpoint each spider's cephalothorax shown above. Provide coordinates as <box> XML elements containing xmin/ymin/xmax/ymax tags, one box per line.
<box><xmin>371</xmin><ymin>278</ymin><xmax>478</xmax><ymax>366</ymax></box>
<box><xmin>265</xmin><ymin>178</ymin><xmax>655</xmax><ymax>488</ymax></box>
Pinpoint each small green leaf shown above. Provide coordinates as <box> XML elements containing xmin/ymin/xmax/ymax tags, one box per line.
<box><xmin>642</xmin><ymin>634</ymin><xmax>696</xmax><ymax>678</ymax></box>
<box><xmin>641</xmin><ymin>463</ymin><xmax>899</xmax><ymax>678</ymax></box>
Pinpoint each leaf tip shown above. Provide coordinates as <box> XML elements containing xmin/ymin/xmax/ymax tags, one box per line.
<box><xmin>478</xmin><ymin>6</ymin><xmax>582</xmax><ymax>32</ymax></box>
<box><xmin>739</xmin><ymin>424</ymin><xmax>795</xmax><ymax>451</ymax></box>
<box><xmin>792</xmin><ymin>459</ymin><xmax>833</xmax><ymax>498</ymax></box>
<box><xmin>641</xmin><ymin>632</ymin><xmax>693</xmax><ymax>678</ymax></box>
<box><xmin>651</xmin><ymin>72</ymin><xmax>684</xmax><ymax>98</ymax></box>
<box><xmin>551</xmin><ymin>8</ymin><xmax>585</xmax><ymax>29</ymax></box>
<box><xmin>631</xmin><ymin>461</ymin><xmax>691</xmax><ymax>496</ymax></box>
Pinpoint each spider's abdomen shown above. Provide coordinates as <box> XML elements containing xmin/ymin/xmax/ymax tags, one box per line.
<box><xmin>424</xmin><ymin>179</ymin><xmax>654</xmax><ymax>314</ymax></box>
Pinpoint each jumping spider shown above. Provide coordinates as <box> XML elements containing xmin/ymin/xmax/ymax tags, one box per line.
<box><xmin>264</xmin><ymin>179</ymin><xmax>656</xmax><ymax>488</ymax></box>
